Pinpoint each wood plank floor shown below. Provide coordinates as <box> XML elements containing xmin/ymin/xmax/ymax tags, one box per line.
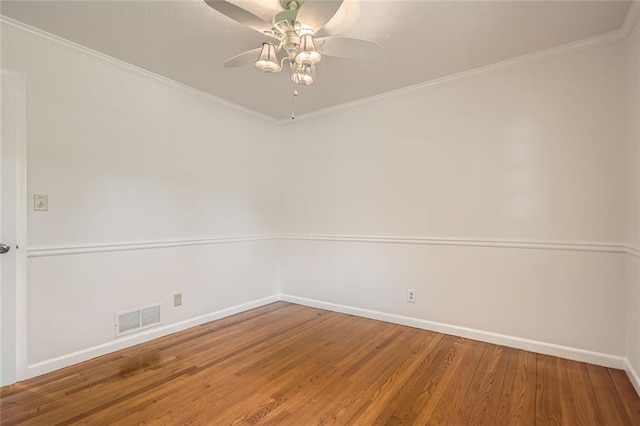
<box><xmin>1</xmin><ymin>302</ymin><xmax>639</xmax><ymax>425</ymax></box>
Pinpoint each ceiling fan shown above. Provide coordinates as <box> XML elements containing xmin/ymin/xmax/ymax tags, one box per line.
<box><xmin>204</xmin><ymin>0</ymin><xmax>379</xmax><ymax>89</ymax></box>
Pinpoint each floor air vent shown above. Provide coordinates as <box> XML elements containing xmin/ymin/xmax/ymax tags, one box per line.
<box><xmin>115</xmin><ymin>304</ymin><xmax>162</xmax><ymax>337</ymax></box>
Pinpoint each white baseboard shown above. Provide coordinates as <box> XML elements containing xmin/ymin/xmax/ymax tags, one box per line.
<box><xmin>624</xmin><ymin>358</ymin><xmax>640</xmax><ymax>397</ymax></box>
<box><xmin>23</xmin><ymin>292</ymin><xmax>638</xmax><ymax>397</ymax></box>
<box><xmin>280</xmin><ymin>294</ymin><xmax>627</xmax><ymax>370</ymax></box>
<box><xmin>25</xmin><ymin>295</ymin><xmax>279</xmax><ymax>380</ymax></box>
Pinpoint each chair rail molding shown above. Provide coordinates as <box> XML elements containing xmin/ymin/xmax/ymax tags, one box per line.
<box><xmin>627</xmin><ymin>245</ymin><xmax>640</xmax><ymax>257</ymax></box>
<box><xmin>281</xmin><ymin>234</ymin><xmax>627</xmax><ymax>254</ymax></box>
<box><xmin>27</xmin><ymin>235</ymin><xmax>277</xmax><ymax>257</ymax></box>
<box><xmin>27</xmin><ymin>234</ymin><xmax>632</xmax><ymax>257</ymax></box>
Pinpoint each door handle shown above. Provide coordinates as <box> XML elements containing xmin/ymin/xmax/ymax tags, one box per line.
<box><xmin>0</xmin><ymin>243</ymin><xmax>10</xmax><ymax>254</ymax></box>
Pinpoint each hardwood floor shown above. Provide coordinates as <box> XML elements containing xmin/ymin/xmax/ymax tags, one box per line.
<box><xmin>1</xmin><ymin>302</ymin><xmax>639</xmax><ymax>425</ymax></box>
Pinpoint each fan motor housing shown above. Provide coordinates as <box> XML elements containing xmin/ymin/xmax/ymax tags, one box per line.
<box><xmin>281</xmin><ymin>0</ymin><xmax>303</xmax><ymax>10</ymax></box>
<box><xmin>283</xmin><ymin>32</ymin><xmax>300</xmax><ymax>59</ymax></box>
<box><xmin>273</xmin><ymin>9</ymin><xmax>298</xmax><ymax>33</ymax></box>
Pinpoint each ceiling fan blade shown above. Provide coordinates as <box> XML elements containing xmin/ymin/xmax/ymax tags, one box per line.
<box><xmin>204</xmin><ymin>1</ymin><xmax>272</xmax><ymax>33</ymax></box>
<box><xmin>224</xmin><ymin>47</ymin><xmax>262</xmax><ymax>67</ymax></box>
<box><xmin>316</xmin><ymin>36</ymin><xmax>380</xmax><ymax>59</ymax></box>
<box><xmin>295</xmin><ymin>0</ymin><xmax>343</xmax><ymax>33</ymax></box>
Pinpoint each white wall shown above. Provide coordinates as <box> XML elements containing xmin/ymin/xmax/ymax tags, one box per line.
<box><xmin>1</xmin><ymin>26</ymin><xmax>281</xmax><ymax>369</ymax></box>
<box><xmin>281</xmin><ymin>40</ymin><xmax>629</xmax><ymax>359</ymax></box>
<box><xmin>2</xmin><ymin>13</ymin><xmax>638</xmax><ymax>384</ymax></box>
<box><xmin>626</xmin><ymin>14</ymin><xmax>640</xmax><ymax>387</ymax></box>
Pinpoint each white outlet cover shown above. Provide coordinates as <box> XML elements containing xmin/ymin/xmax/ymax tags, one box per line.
<box><xmin>34</xmin><ymin>194</ymin><xmax>48</xmax><ymax>211</ymax></box>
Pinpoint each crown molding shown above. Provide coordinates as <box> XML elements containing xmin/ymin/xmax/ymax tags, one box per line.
<box><xmin>281</xmin><ymin>18</ymin><xmax>634</xmax><ymax>125</ymax></box>
<box><xmin>0</xmin><ymin>15</ymin><xmax>280</xmax><ymax>126</ymax></box>
<box><xmin>1</xmin><ymin>4</ymin><xmax>636</xmax><ymax>128</ymax></box>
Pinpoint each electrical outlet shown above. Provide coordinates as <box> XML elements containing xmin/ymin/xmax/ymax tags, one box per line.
<box><xmin>173</xmin><ymin>293</ymin><xmax>182</xmax><ymax>307</ymax></box>
<box><xmin>34</xmin><ymin>194</ymin><xmax>48</xmax><ymax>211</ymax></box>
<box><xmin>407</xmin><ymin>289</ymin><xmax>416</xmax><ymax>303</ymax></box>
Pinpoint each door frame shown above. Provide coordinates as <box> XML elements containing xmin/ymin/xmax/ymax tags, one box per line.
<box><xmin>1</xmin><ymin>69</ymin><xmax>28</xmax><ymax>385</ymax></box>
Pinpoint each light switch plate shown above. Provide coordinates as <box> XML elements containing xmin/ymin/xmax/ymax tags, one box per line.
<box><xmin>34</xmin><ymin>194</ymin><xmax>48</xmax><ymax>211</ymax></box>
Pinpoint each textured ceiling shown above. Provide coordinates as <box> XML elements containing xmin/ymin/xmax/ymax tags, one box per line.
<box><xmin>0</xmin><ymin>0</ymin><xmax>633</xmax><ymax>120</ymax></box>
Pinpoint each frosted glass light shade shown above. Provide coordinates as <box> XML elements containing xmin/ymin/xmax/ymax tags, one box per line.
<box><xmin>291</xmin><ymin>63</ymin><xmax>315</xmax><ymax>86</ymax></box>
<box><xmin>255</xmin><ymin>43</ymin><xmax>281</xmax><ymax>73</ymax></box>
<box><xmin>295</xmin><ymin>35</ymin><xmax>321</xmax><ymax>65</ymax></box>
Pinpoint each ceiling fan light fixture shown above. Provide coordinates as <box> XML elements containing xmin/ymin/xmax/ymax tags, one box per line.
<box><xmin>291</xmin><ymin>63</ymin><xmax>315</xmax><ymax>86</ymax></box>
<box><xmin>255</xmin><ymin>43</ymin><xmax>281</xmax><ymax>73</ymax></box>
<box><xmin>295</xmin><ymin>34</ymin><xmax>321</xmax><ymax>65</ymax></box>
<box><xmin>210</xmin><ymin>0</ymin><xmax>382</xmax><ymax>100</ymax></box>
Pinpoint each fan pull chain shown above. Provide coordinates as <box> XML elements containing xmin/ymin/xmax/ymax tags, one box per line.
<box><xmin>291</xmin><ymin>84</ymin><xmax>299</xmax><ymax>120</ymax></box>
